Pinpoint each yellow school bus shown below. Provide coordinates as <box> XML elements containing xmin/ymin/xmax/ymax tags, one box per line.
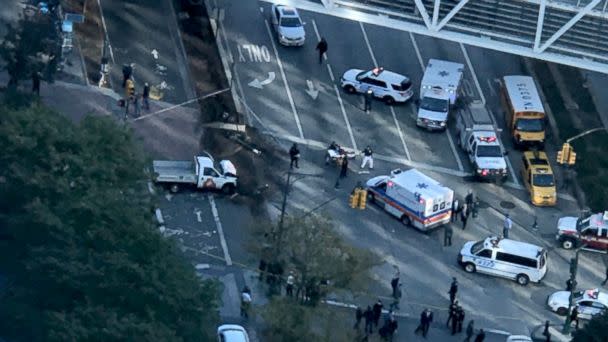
<box><xmin>501</xmin><ymin>76</ymin><xmax>546</xmax><ymax>148</ymax></box>
<box><xmin>521</xmin><ymin>151</ymin><xmax>556</xmax><ymax>206</ymax></box>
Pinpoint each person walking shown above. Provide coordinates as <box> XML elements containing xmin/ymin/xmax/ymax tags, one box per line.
<box><xmin>316</xmin><ymin>37</ymin><xmax>328</xmax><ymax>64</ymax></box>
<box><xmin>286</xmin><ymin>271</ymin><xmax>295</xmax><ymax>297</ymax></box>
<box><xmin>456</xmin><ymin>305</ymin><xmax>465</xmax><ymax>333</ymax></box>
<box><xmin>122</xmin><ymin>64</ymin><xmax>133</xmax><ymax>88</ymax></box>
<box><xmin>542</xmin><ymin>320</ymin><xmax>551</xmax><ymax>342</ymax></box>
<box><xmin>461</xmin><ymin>205</ymin><xmax>470</xmax><ymax>230</ymax></box>
<box><xmin>446</xmin><ymin>300</ymin><xmax>458</xmax><ymax>327</ymax></box>
<box><xmin>444</xmin><ymin>224</ymin><xmax>453</xmax><ymax>247</ymax></box>
<box><xmin>451</xmin><ymin>307</ymin><xmax>459</xmax><ymax>335</ymax></box>
<box><xmin>240</xmin><ymin>286</ymin><xmax>252</xmax><ymax>318</ymax></box>
<box><xmin>390</xmin><ymin>269</ymin><xmax>400</xmax><ymax>298</ymax></box>
<box><xmin>289</xmin><ymin>143</ymin><xmax>300</xmax><ymax>169</ymax></box>
<box><xmin>474</xmin><ymin>329</ymin><xmax>485</xmax><ymax>342</ymax></box>
<box><xmin>601</xmin><ymin>265</ymin><xmax>608</xmax><ymax>286</ymax></box>
<box><xmin>142</xmin><ymin>82</ymin><xmax>150</xmax><ymax>110</ymax></box>
<box><xmin>414</xmin><ymin>308</ymin><xmax>433</xmax><ymax>338</ymax></box>
<box><xmin>32</xmin><ymin>71</ymin><xmax>41</xmax><ymax>96</ymax></box>
<box><xmin>566</xmin><ymin>278</ymin><xmax>575</xmax><ymax>291</ymax></box>
<box><xmin>364</xmin><ymin>87</ymin><xmax>373</xmax><ymax>113</ymax></box>
<box><xmin>464</xmin><ymin>320</ymin><xmax>475</xmax><ymax>342</ymax></box>
<box><xmin>451</xmin><ymin>199</ymin><xmax>460</xmax><ymax>222</ymax></box>
<box><xmin>354</xmin><ymin>306</ymin><xmax>363</xmax><ymax>330</ymax></box>
<box><xmin>570</xmin><ymin>307</ymin><xmax>579</xmax><ymax>330</ymax></box>
<box><xmin>133</xmin><ymin>93</ymin><xmax>140</xmax><ymax>117</ymax></box>
<box><xmin>372</xmin><ymin>299</ymin><xmax>383</xmax><ymax>328</ymax></box>
<box><xmin>364</xmin><ymin>305</ymin><xmax>374</xmax><ymax>334</ymax></box>
<box><xmin>503</xmin><ymin>214</ymin><xmax>513</xmax><ymax>239</ymax></box>
<box><xmin>340</xmin><ymin>155</ymin><xmax>349</xmax><ymax>178</ymax></box>
<box><xmin>361</xmin><ymin>146</ymin><xmax>374</xmax><ymax>169</ymax></box>
<box><xmin>388</xmin><ymin>316</ymin><xmax>398</xmax><ymax>341</ymax></box>
<box><xmin>465</xmin><ymin>189</ymin><xmax>474</xmax><ymax>208</ymax></box>
<box><xmin>448</xmin><ymin>277</ymin><xmax>458</xmax><ymax>304</ymax></box>
<box><xmin>389</xmin><ymin>283</ymin><xmax>402</xmax><ymax>311</ymax></box>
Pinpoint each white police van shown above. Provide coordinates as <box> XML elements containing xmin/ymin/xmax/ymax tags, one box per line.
<box><xmin>458</xmin><ymin>236</ymin><xmax>547</xmax><ymax>286</ymax></box>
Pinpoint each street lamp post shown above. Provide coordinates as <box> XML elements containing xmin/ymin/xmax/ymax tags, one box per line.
<box><xmin>562</xmin><ymin>243</ymin><xmax>586</xmax><ymax>334</ymax></box>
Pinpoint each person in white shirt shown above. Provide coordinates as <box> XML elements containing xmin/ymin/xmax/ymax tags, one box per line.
<box><xmin>503</xmin><ymin>214</ymin><xmax>513</xmax><ymax>238</ymax></box>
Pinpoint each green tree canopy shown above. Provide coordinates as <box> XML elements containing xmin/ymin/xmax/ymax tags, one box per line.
<box><xmin>572</xmin><ymin>311</ymin><xmax>608</xmax><ymax>342</ymax></box>
<box><xmin>0</xmin><ymin>104</ymin><xmax>219</xmax><ymax>341</ymax></box>
<box><xmin>0</xmin><ymin>13</ymin><xmax>60</xmax><ymax>86</ymax></box>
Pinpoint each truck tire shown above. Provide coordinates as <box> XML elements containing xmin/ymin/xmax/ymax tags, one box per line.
<box><xmin>561</xmin><ymin>238</ymin><xmax>576</xmax><ymax>250</ymax></box>
<box><xmin>170</xmin><ymin>184</ymin><xmax>180</xmax><ymax>193</ymax></box>
<box><xmin>463</xmin><ymin>263</ymin><xmax>476</xmax><ymax>273</ymax></box>
<box><xmin>400</xmin><ymin>215</ymin><xmax>411</xmax><ymax>226</ymax></box>
<box><xmin>222</xmin><ymin>184</ymin><xmax>236</xmax><ymax>195</ymax></box>
<box><xmin>515</xmin><ymin>274</ymin><xmax>529</xmax><ymax>286</ymax></box>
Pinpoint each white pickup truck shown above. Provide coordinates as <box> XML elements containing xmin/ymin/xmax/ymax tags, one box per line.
<box><xmin>152</xmin><ymin>154</ymin><xmax>237</xmax><ymax>194</ymax></box>
<box><xmin>456</xmin><ymin>101</ymin><xmax>508</xmax><ymax>183</ymax></box>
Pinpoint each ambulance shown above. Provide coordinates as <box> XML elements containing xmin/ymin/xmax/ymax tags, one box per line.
<box><xmin>365</xmin><ymin>169</ymin><xmax>454</xmax><ymax>231</ymax></box>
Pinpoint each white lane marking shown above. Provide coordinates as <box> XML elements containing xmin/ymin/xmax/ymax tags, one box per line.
<box><xmin>147</xmin><ymin>181</ymin><xmax>155</xmax><ymax>194</ymax></box>
<box><xmin>459</xmin><ymin>43</ymin><xmax>485</xmax><ymax>105</ymax></box>
<box><xmin>486</xmin><ymin>78</ymin><xmax>497</xmax><ymax>97</ymax></box>
<box><xmin>409</xmin><ymin>32</ymin><xmax>425</xmax><ymax>71</ymax></box>
<box><xmin>311</xmin><ymin>19</ymin><xmax>328</xmax><ymax>61</ymax></box>
<box><xmin>326</xmin><ymin>63</ymin><xmax>335</xmax><ymax>82</ymax></box>
<box><xmin>390</xmin><ymin>107</ymin><xmax>411</xmax><ymax>160</ymax></box>
<box><xmin>155</xmin><ymin>208</ymin><xmax>165</xmax><ymax>225</ymax></box>
<box><xmin>333</xmin><ymin>84</ymin><xmax>358</xmax><ymax>152</ymax></box>
<box><xmin>360</xmin><ymin>22</ymin><xmax>411</xmax><ymax>160</ymax></box>
<box><xmin>195</xmin><ymin>210</ymin><xmax>202</xmax><ymax>223</ymax></box>
<box><xmin>208</xmin><ymin>195</ymin><xmax>232</xmax><ymax>266</ymax></box>
<box><xmin>264</xmin><ymin>19</ymin><xmax>304</xmax><ymax>139</ymax></box>
<box><xmin>275</xmin><ymin>133</ymin><xmax>469</xmax><ymax>177</ymax></box>
<box><xmin>359</xmin><ymin>22</ymin><xmax>378</xmax><ymax>66</ymax></box>
<box><xmin>505</xmin><ymin>156</ymin><xmax>520</xmax><ymax>187</ymax></box>
<box><xmin>410</xmin><ymin>32</ymin><xmax>463</xmax><ymax>172</ymax></box>
<box><xmin>446</xmin><ymin>128</ymin><xmax>464</xmax><ymax>171</ymax></box>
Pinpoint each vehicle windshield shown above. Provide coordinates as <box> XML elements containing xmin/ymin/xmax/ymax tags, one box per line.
<box><xmin>280</xmin><ymin>17</ymin><xmax>302</xmax><ymax>27</ymax></box>
<box><xmin>515</xmin><ymin>118</ymin><xmax>544</xmax><ymax>132</ymax></box>
<box><xmin>393</xmin><ymin>80</ymin><xmax>412</xmax><ymax>92</ymax></box>
<box><xmin>532</xmin><ymin>174</ymin><xmax>555</xmax><ymax>187</ymax></box>
<box><xmin>476</xmin><ymin>145</ymin><xmax>503</xmax><ymax>157</ymax></box>
<box><xmin>576</xmin><ymin>217</ymin><xmax>592</xmax><ymax>231</ymax></box>
<box><xmin>420</xmin><ymin>96</ymin><xmax>449</xmax><ymax>112</ymax></box>
<box><xmin>471</xmin><ymin>240</ymin><xmax>485</xmax><ymax>254</ymax></box>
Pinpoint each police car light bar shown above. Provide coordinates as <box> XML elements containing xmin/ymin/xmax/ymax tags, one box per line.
<box><xmin>478</xmin><ymin>136</ymin><xmax>497</xmax><ymax>142</ymax></box>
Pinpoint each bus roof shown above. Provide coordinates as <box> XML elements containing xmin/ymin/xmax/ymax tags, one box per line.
<box><xmin>503</xmin><ymin>76</ymin><xmax>544</xmax><ymax>114</ymax></box>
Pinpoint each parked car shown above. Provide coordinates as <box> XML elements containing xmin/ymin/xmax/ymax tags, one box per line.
<box><xmin>340</xmin><ymin>67</ymin><xmax>413</xmax><ymax>104</ymax></box>
<box><xmin>547</xmin><ymin>288</ymin><xmax>607</xmax><ymax>319</ymax></box>
<box><xmin>270</xmin><ymin>5</ymin><xmax>305</xmax><ymax>46</ymax></box>
<box><xmin>217</xmin><ymin>324</ymin><xmax>250</xmax><ymax>342</ymax></box>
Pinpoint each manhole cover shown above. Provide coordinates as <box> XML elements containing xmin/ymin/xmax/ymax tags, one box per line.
<box><xmin>500</xmin><ymin>201</ymin><xmax>516</xmax><ymax>209</ymax></box>
<box><xmin>476</xmin><ymin>200</ymin><xmax>490</xmax><ymax>209</ymax></box>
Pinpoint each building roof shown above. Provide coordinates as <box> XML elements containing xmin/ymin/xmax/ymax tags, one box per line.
<box><xmin>503</xmin><ymin>76</ymin><xmax>544</xmax><ymax>114</ymax></box>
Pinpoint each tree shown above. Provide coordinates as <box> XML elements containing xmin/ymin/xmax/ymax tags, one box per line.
<box><xmin>0</xmin><ymin>104</ymin><xmax>219</xmax><ymax>341</ymax></box>
<box><xmin>572</xmin><ymin>311</ymin><xmax>608</xmax><ymax>341</ymax></box>
<box><xmin>0</xmin><ymin>13</ymin><xmax>60</xmax><ymax>87</ymax></box>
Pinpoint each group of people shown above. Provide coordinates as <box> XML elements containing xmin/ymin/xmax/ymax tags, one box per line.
<box><xmin>288</xmin><ymin>142</ymin><xmax>374</xmax><ymax>177</ymax></box>
<box><xmin>354</xmin><ymin>299</ymin><xmax>398</xmax><ymax>341</ymax></box>
<box><xmin>121</xmin><ymin>64</ymin><xmax>151</xmax><ymax>117</ymax></box>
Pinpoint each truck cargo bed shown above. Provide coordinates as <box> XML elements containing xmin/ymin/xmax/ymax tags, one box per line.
<box><xmin>152</xmin><ymin>160</ymin><xmax>197</xmax><ymax>184</ymax></box>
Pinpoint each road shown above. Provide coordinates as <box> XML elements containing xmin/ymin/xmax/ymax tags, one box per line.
<box><xmin>211</xmin><ymin>0</ymin><xmax>607</xmax><ymax>339</ymax></box>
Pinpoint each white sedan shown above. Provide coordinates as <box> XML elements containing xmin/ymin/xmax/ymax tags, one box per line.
<box><xmin>546</xmin><ymin>288</ymin><xmax>608</xmax><ymax>319</ymax></box>
<box><xmin>270</xmin><ymin>5</ymin><xmax>305</xmax><ymax>46</ymax></box>
<box><xmin>217</xmin><ymin>324</ymin><xmax>249</xmax><ymax>342</ymax></box>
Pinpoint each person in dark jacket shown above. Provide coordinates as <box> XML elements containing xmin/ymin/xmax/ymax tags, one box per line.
<box><xmin>446</xmin><ymin>301</ymin><xmax>458</xmax><ymax>327</ymax></box>
<box><xmin>474</xmin><ymin>329</ymin><xmax>485</xmax><ymax>342</ymax></box>
<box><xmin>354</xmin><ymin>306</ymin><xmax>363</xmax><ymax>329</ymax></box>
<box><xmin>372</xmin><ymin>300</ymin><xmax>383</xmax><ymax>327</ymax></box>
<box><xmin>316</xmin><ymin>37</ymin><xmax>328</xmax><ymax>64</ymax></box>
<box><xmin>414</xmin><ymin>308</ymin><xmax>433</xmax><ymax>338</ymax></box>
<box><xmin>461</xmin><ymin>205</ymin><xmax>470</xmax><ymax>230</ymax></box>
<box><xmin>289</xmin><ymin>143</ymin><xmax>300</xmax><ymax>168</ymax></box>
<box><xmin>456</xmin><ymin>305</ymin><xmax>465</xmax><ymax>333</ymax></box>
<box><xmin>340</xmin><ymin>155</ymin><xmax>349</xmax><ymax>178</ymax></box>
<box><xmin>142</xmin><ymin>82</ymin><xmax>150</xmax><ymax>110</ymax></box>
<box><xmin>448</xmin><ymin>277</ymin><xmax>458</xmax><ymax>304</ymax></box>
<box><xmin>364</xmin><ymin>305</ymin><xmax>374</xmax><ymax>334</ymax></box>
<box><xmin>444</xmin><ymin>225</ymin><xmax>453</xmax><ymax>246</ymax></box>
<box><xmin>464</xmin><ymin>320</ymin><xmax>475</xmax><ymax>342</ymax></box>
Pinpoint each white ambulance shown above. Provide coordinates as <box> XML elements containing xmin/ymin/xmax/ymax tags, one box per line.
<box><xmin>365</xmin><ymin>169</ymin><xmax>454</xmax><ymax>231</ymax></box>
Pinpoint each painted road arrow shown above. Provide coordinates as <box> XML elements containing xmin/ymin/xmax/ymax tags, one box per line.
<box><xmin>305</xmin><ymin>80</ymin><xmax>319</xmax><ymax>100</ymax></box>
<box><xmin>248</xmin><ymin>72</ymin><xmax>275</xmax><ymax>89</ymax></box>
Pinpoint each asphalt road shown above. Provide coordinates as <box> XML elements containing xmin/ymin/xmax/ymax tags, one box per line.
<box><xmin>100</xmin><ymin>0</ymin><xmax>194</xmax><ymax>103</ymax></box>
<box><xmin>212</xmin><ymin>0</ymin><xmax>608</xmax><ymax>338</ymax></box>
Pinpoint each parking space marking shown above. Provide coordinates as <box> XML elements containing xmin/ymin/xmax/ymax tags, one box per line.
<box><xmin>326</xmin><ymin>63</ymin><xmax>335</xmax><ymax>82</ymax></box>
<box><xmin>459</xmin><ymin>43</ymin><xmax>486</xmax><ymax>105</ymax></box>
<box><xmin>390</xmin><ymin>107</ymin><xmax>411</xmax><ymax>160</ymax></box>
<box><xmin>410</xmin><ymin>32</ymin><xmax>464</xmax><ymax>172</ymax></box>
<box><xmin>333</xmin><ymin>84</ymin><xmax>359</xmax><ymax>152</ymax></box>
<box><xmin>208</xmin><ymin>195</ymin><xmax>232</xmax><ymax>266</ymax></box>
<box><xmin>360</xmin><ymin>22</ymin><xmax>411</xmax><ymax>160</ymax></box>
<box><xmin>264</xmin><ymin>19</ymin><xmax>305</xmax><ymax>139</ymax></box>
<box><xmin>486</xmin><ymin>78</ymin><xmax>497</xmax><ymax>97</ymax></box>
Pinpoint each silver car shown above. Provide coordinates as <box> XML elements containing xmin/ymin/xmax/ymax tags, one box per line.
<box><xmin>270</xmin><ymin>5</ymin><xmax>305</xmax><ymax>46</ymax></box>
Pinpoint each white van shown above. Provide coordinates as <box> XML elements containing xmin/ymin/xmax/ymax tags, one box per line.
<box><xmin>458</xmin><ymin>236</ymin><xmax>547</xmax><ymax>286</ymax></box>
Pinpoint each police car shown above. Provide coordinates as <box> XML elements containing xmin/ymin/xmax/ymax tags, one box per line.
<box><xmin>458</xmin><ymin>236</ymin><xmax>547</xmax><ymax>286</ymax></box>
<box><xmin>270</xmin><ymin>5</ymin><xmax>305</xmax><ymax>46</ymax></box>
<box><xmin>340</xmin><ymin>67</ymin><xmax>414</xmax><ymax>104</ymax></box>
<box><xmin>547</xmin><ymin>288</ymin><xmax>608</xmax><ymax>318</ymax></box>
